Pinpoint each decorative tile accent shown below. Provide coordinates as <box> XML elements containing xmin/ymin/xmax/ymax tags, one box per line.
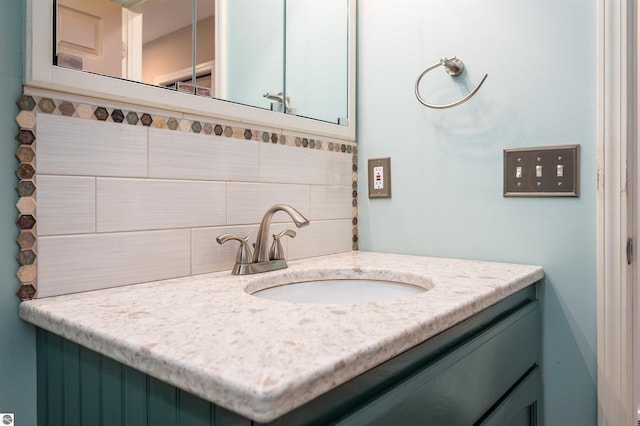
<box><xmin>16</xmin><ymin>146</ymin><xmax>35</xmax><ymax>163</ymax></box>
<box><xmin>58</xmin><ymin>101</ymin><xmax>76</xmax><ymax>116</ymax></box>
<box><xmin>16</xmin><ymin>197</ymin><xmax>36</xmax><ymax>214</ymax></box>
<box><xmin>16</xmin><ymin>164</ymin><xmax>36</xmax><ymax>180</ymax></box>
<box><xmin>16</xmin><ymin>215</ymin><xmax>37</xmax><ymax>230</ymax></box>
<box><xmin>153</xmin><ymin>115</ymin><xmax>165</xmax><ymax>128</ymax></box>
<box><xmin>94</xmin><ymin>107</ymin><xmax>109</xmax><ymax>121</ymax></box>
<box><xmin>16</xmin><ymin>130</ymin><xmax>35</xmax><ymax>145</ymax></box>
<box><xmin>76</xmin><ymin>104</ymin><xmax>93</xmax><ymax>119</ymax></box>
<box><xmin>38</xmin><ymin>98</ymin><xmax>56</xmax><ymax>114</ymax></box>
<box><xmin>17</xmin><ymin>250</ymin><xmax>36</xmax><ymax>266</ymax></box>
<box><xmin>141</xmin><ymin>113</ymin><xmax>153</xmax><ymax>126</ymax></box>
<box><xmin>179</xmin><ymin>119</ymin><xmax>190</xmax><ymax>132</ymax></box>
<box><xmin>167</xmin><ymin>117</ymin><xmax>178</xmax><ymax>130</ymax></box>
<box><xmin>126</xmin><ymin>111</ymin><xmax>139</xmax><ymax>125</ymax></box>
<box><xmin>111</xmin><ymin>109</ymin><xmax>124</xmax><ymax>123</ymax></box>
<box><xmin>16</xmin><ymin>111</ymin><xmax>36</xmax><ymax>129</ymax></box>
<box><xmin>17</xmin><ymin>95</ymin><xmax>36</xmax><ymax>111</ymax></box>
<box><xmin>16</xmin><ymin>231</ymin><xmax>36</xmax><ymax>250</ymax></box>
<box><xmin>16</xmin><ymin>181</ymin><xmax>36</xmax><ymax>197</ymax></box>
<box><xmin>13</xmin><ymin>91</ymin><xmax>359</xmax><ymax>298</ymax></box>
<box><xmin>17</xmin><ymin>283</ymin><xmax>37</xmax><ymax>300</ymax></box>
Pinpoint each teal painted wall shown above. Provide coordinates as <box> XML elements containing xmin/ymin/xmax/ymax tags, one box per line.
<box><xmin>0</xmin><ymin>1</ymin><xmax>37</xmax><ymax>425</ymax></box>
<box><xmin>357</xmin><ymin>1</ymin><xmax>596</xmax><ymax>425</ymax></box>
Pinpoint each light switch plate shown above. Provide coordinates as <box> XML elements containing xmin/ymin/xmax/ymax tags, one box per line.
<box><xmin>503</xmin><ymin>145</ymin><xmax>579</xmax><ymax>197</ymax></box>
<box><xmin>368</xmin><ymin>157</ymin><xmax>391</xmax><ymax>198</ymax></box>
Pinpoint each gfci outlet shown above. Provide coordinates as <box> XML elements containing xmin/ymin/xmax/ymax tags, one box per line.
<box><xmin>503</xmin><ymin>145</ymin><xmax>579</xmax><ymax>197</ymax></box>
<box><xmin>368</xmin><ymin>157</ymin><xmax>391</xmax><ymax>198</ymax></box>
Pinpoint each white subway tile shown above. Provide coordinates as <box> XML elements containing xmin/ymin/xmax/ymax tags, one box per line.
<box><xmin>287</xmin><ymin>219</ymin><xmax>353</xmax><ymax>260</ymax></box>
<box><xmin>37</xmin><ymin>175</ymin><xmax>96</xmax><ymax>236</ymax></box>
<box><xmin>148</xmin><ymin>128</ymin><xmax>259</xmax><ymax>181</ymax></box>
<box><xmin>260</xmin><ymin>143</ymin><xmax>334</xmax><ymax>184</ymax></box>
<box><xmin>96</xmin><ymin>178</ymin><xmax>226</xmax><ymax>232</ymax></box>
<box><xmin>333</xmin><ymin>152</ymin><xmax>354</xmax><ymax>186</ymax></box>
<box><xmin>310</xmin><ymin>186</ymin><xmax>353</xmax><ymax>220</ymax></box>
<box><xmin>227</xmin><ymin>182</ymin><xmax>310</xmax><ymax>225</ymax></box>
<box><xmin>36</xmin><ymin>114</ymin><xmax>148</xmax><ymax>177</ymax></box>
<box><xmin>37</xmin><ymin>230</ymin><xmax>191</xmax><ymax>297</ymax></box>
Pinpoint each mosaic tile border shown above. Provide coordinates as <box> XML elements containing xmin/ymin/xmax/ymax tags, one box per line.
<box><xmin>14</xmin><ymin>93</ymin><xmax>359</xmax><ymax>300</ymax></box>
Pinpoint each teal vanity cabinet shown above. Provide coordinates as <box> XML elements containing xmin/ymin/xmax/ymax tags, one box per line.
<box><xmin>35</xmin><ymin>284</ymin><xmax>540</xmax><ymax>426</ymax></box>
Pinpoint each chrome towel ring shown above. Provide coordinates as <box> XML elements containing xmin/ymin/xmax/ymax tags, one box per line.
<box><xmin>415</xmin><ymin>56</ymin><xmax>488</xmax><ymax>109</ymax></box>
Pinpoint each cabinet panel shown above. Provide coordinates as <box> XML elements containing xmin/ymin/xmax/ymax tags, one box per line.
<box><xmin>36</xmin><ymin>327</ymin><xmax>252</xmax><ymax>426</ymax></box>
<box><xmin>335</xmin><ymin>303</ymin><xmax>539</xmax><ymax>426</ymax></box>
<box><xmin>479</xmin><ymin>366</ymin><xmax>541</xmax><ymax>426</ymax></box>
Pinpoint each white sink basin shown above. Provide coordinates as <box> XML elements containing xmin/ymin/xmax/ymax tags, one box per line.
<box><xmin>251</xmin><ymin>278</ymin><xmax>427</xmax><ymax>304</ymax></box>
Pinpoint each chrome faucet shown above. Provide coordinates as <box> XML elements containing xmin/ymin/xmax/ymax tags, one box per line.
<box><xmin>263</xmin><ymin>92</ymin><xmax>291</xmax><ymax>108</ymax></box>
<box><xmin>216</xmin><ymin>204</ymin><xmax>309</xmax><ymax>275</ymax></box>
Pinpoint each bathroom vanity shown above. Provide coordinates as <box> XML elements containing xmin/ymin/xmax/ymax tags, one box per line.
<box><xmin>21</xmin><ymin>251</ymin><xmax>543</xmax><ymax>425</ymax></box>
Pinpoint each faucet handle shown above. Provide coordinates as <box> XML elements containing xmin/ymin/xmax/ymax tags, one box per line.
<box><xmin>269</xmin><ymin>229</ymin><xmax>296</xmax><ymax>260</ymax></box>
<box><xmin>216</xmin><ymin>234</ymin><xmax>253</xmax><ymax>264</ymax></box>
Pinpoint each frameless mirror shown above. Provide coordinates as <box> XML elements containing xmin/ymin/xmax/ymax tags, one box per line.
<box><xmin>54</xmin><ymin>0</ymin><xmax>349</xmax><ymax>126</ymax></box>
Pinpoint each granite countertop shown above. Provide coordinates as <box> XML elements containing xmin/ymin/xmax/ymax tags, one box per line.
<box><xmin>19</xmin><ymin>251</ymin><xmax>544</xmax><ymax>423</ymax></box>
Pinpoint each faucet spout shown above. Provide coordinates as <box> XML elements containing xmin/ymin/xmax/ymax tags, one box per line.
<box><xmin>253</xmin><ymin>204</ymin><xmax>309</xmax><ymax>263</ymax></box>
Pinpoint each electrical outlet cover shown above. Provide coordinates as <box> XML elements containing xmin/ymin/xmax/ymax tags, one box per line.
<box><xmin>368</xmin><ymin>157</ymin><xmax>391</xmax><ymax>198</ymax></box>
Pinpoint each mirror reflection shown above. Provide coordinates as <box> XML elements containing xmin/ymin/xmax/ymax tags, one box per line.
<box><xmin>54</xmin><ymin>0</ymin><xmax>349</xmax><ymax>125</ymax></box>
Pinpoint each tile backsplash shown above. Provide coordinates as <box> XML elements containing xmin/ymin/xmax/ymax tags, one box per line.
<box><xmin>14</xmin><ymin>91</ymin><xmax>358</xmax><ymax>299</ymax></box>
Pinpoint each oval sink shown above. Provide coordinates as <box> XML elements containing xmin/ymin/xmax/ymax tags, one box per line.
<box><xmin>251</xmin><ymin>279</ymin><xmax>426</xmax><ymax>304</ymax></box>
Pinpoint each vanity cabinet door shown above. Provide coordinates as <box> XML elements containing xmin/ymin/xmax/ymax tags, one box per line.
<box><xmin>334</xmin><ymin>302</ymin><xmax>540</xmax><ymax>426</ymax></box>
<box><xmin>478</xmin><ymin>366</ymin><xmax>541</xmax><ymax>426</ymax></box>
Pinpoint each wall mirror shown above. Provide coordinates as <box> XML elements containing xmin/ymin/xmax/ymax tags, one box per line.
<box><xmin>45</xmin><ymin>0</ymin><xmax>352</xmax><ymax>135</ymax></box>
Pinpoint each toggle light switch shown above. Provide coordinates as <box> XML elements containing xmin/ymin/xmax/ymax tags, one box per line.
<box><xmin>503</xmin><ymin>145</ymin><xmax>579</xmax><ymax>197</ymax></box>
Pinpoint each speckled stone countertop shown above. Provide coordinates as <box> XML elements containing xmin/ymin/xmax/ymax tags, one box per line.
<box><xmin>19</xmin><ymin>251</ymin><xmax>543</xmax><ymax>423</ymax></box>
